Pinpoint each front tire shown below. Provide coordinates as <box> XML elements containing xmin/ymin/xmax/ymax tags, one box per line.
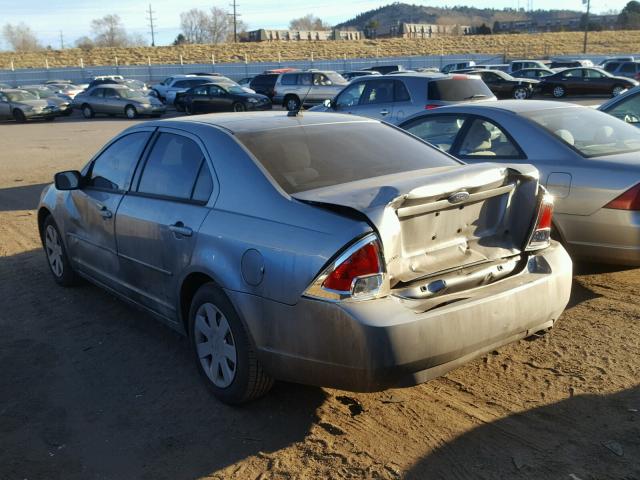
<box><xmin>189</xmin><ymin>283</ymin><xmax>274</xmax><ymax>404</ymax></box>
<box><xmin>125</xmin><ymin>105</ymin><xmax>137</xmax><ymax>119</ymax></box>
<box><xmin>13</xmin><ymin>109</ymin><xmax>26</xmax><ymax>123</ymax></box>
<box><xmin>232</xmin><ymin>102</ymin><xmax>246</xmax><ymax>112</ymax></box>
<box><xmin>552</xmin><ymin>85</ymin><xmax>566</xmax><ymax>98</ymax></box>
<box><xmin>81</xmin><ymin>104</ymin><xmax>94</xmax><ymax>119</ymax></box>
<box><xmin>612</xmin><ymin>85</ymin><xmax>626</xmax><ymax>97</ymax></box>
<box><xmin>284</xmin><ymin>95</ymin><xmax>301</xmax><ymax>111</ymax></box>
<box><xmin>42</xmin><ymin>216</ymin><xmax>77</xmax><ymax>287</ymax></box>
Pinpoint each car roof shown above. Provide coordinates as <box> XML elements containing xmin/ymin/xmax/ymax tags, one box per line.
<box><xmin>164</xmin><ymin>111</ymin><xmax>377</xmax><ymax>134</ymax></box>
<box><xmin>440</xmin><ymin>99</ymin><xmax>581</xmax><ymax>114</ymax></box>
<box><xmin>93</xmin><ymin>84</ymin><xmax>129</xmax><ymax>89</ymax></box>
<box><xmin>358</xmin><ymin>72</ymin><xmax>448</xmax><ymax>80</ymax></box>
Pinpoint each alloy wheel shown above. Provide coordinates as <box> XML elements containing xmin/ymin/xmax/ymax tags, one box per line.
<box><xmin>553</xmin><ymin>86</ymin><xmax>565</xmax><ymax>98</ymax></box>
<box><xmin>612</xmin><ymin>86</ymin><xmax>625</xmax><ymax>96</ymax></box>
<box><xmin>45</xmin><ymin>224</ymin><xmax>64</xmax><ymax>278</ymax></box>
<box><xmin>194</xmin><ymin>303</ymin><xmax>237</xmax><ymax>388</ymax></box>
<box><xmin>513</xmin><ymin>87</ymin><xmax>528</xmax><ymax>100</ymax></box>
<box><xmin>125</xmin><ymin>106</ymin><xmax>137</xmax><ymax>119</ymax></box>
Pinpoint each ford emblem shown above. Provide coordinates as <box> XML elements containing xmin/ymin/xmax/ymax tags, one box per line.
<box><xmin>448</xmin><ymin>191</ymin><xmax>469</xmax><ymax>204</ymax></box>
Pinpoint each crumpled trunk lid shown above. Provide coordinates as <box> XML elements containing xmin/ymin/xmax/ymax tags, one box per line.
<box><xmin>293</xmin><ymin>163</ymin><xmax>541</xmax><ymax>288</ymax></box>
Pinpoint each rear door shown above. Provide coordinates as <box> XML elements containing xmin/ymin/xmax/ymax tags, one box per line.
<box><xmin>115</xmin><ymin>129</ymin><xmax>215</xmax><ymax>321</ymax></box>
<box><xmin>66</xmin><ymin>131</ymin><xmax>152</xmax><ymax>287</ymax></box>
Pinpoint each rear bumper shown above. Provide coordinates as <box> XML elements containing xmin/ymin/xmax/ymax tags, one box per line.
<box><xmin>558</xmin><ymin>209</ymin><xmax>640</xmax><ymax>266</ymax></box>
<box><xmin>228</xmin><ymin>242</ymin><xmax>572</xmax><ymax>392</ymax></box>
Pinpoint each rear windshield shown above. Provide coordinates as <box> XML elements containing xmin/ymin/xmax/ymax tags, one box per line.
<box><xmin>428</xmin><ymin>77</ymin><xmax>493</xmax><ymax>101</ymax></box>
<box><xmin>235</xmin><ymin>122</ymin><xmax>459</xmax><ymax>194</ymax></box>
<box><xmin>522</xmin><ymin>107</ymin><xmax>640</xmax><ymax>157</ymax></box>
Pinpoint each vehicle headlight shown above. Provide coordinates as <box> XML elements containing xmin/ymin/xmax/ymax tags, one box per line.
<box><xmin>247</xmin><ymin>98</ymin><xmax>258</xmax><ymax>103</ymax></box>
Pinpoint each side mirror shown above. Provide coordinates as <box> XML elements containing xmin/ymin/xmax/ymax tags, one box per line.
<box><xmin>54</xmin><ymin>170</ymin><xmax>82</xmax><ymax>190</ymax></box>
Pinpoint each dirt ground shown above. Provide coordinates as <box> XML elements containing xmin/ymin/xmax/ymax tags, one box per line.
<box><xmin>0</xmin><ymin>111</ymin><xmax>639</xmax><ymax>480</ymax></box>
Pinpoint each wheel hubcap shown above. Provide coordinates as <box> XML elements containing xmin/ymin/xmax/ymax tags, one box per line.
<box><xmin>127</xmin><ymin>108</ymin><xmax>135</xmax><ymax>118</ymax></box>
<box><xmin>515</xmin><ymin>89</ymin><xmax>527</xmax><ymax>99</ymax></box>
<box><xmin>194</xmin><ymin>303</ymin><xmax>237</xmax><ymax>388</ymax></box>
<box><xmin>84</xmin><ymin>107</ymin><xmax>91</xmax><ymax>117</ymax></box>
<box><xmin>287</xmin><ymin>99</ymin><xmax>298</xmax><ymax>110</ymax></box>
<box><xmin>554</xmin><ymin>87</ymin><xmax>564</xmax><ymax>97</ymax></box>
<box><xmin>613</xmin><ymin>87</ymin><xmax>624</xmax><ymax>96</ymax></box>
<box><xmin>45</xmin><ymin>225</ymin><xmax>64</xmax><ymax>278</ymax></box>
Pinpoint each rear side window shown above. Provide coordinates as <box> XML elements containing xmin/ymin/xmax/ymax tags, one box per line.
<box><xmin>137</xmin><ymin>133</ymin><xmax>208</xmax><ymax>201</ymax></box>
<box><xmin>427</xmin><ymin>78</ymin><xmax>493</xmax><ymax>101</ymax></box>
<box><xmin>281</xmin><ymin>74</ymin><xmax>298</xmax><ymax>85</ymax></box>
<box><xmin>402</xmin><ymin>115</ymin><xmax>466</xmax><ymax>152</ymax></box>
<box><xmin>621</xmin><ymin>63</ymin><xmax>636</xmax><ymax>73</ymax></box>
<box><xmin>394</xmin><ymin>80</ymin><xmax>411</xmax><ymax>102</ymax></box>
<box><xmin>236</xmin><ymin>122</ymin><xmax>459</xmax><ymax>194</ymax></box>
<box><xmin>604</xmin><ymin>62</ymin><xmax>620</xmax><ymax>72</ymax></box>
<box><xmin>88</xmin><ymin>132</ymin><xmax>150</xmax><ymax>191</ymax></box>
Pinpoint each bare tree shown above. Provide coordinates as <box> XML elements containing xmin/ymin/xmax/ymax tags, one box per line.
<box><xmin>75</xmin><ymin>36</ymin><xmax>95</xmax><ymax>50</ymax></box>
<box><xmin>208</xmin><ymin>7</ymin><xmax>232</xmax><ymax>44</ymax></box>
<box><xmin>1</xmin><ymin>23</ymin><xmax>42</xmax><ymax>52</ymax></box>
<box><xmin>288</xmin><ymin>14</ymin><xmax>331</xmax><ymax>30</ymax></box>
<box><xmin>180</xmin><ymin>9</ymin><xmax>211</xmax><ymax>44</ymax></box>
<box><xmin>91</xmin><ymin>14</ymin><xmax>129</xmax><ymax>47</ymax></box>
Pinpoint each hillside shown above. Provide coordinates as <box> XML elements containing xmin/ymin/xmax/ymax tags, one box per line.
<box><xmin>335</xmin><ymin>3</ymin><xmax>583</xmax><ymax>31</ymax></box>
<box><xmin>1</xmin><ymin>31</ymin><xmax>639</xmax><ymax>70</ymax></box>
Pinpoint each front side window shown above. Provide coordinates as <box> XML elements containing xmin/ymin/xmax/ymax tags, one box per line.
<box><xmin>335</xmin><ymin>82</ymin><xmax>365</xmax><ymax>108</ymax></box>
<box><xmin>402</xmin><ymin>115</ymin><xmax>466</xmax><ymax>153</ymax></box>
<box><xmin>192</xmin><ymin>86</ymin><xmax>208</xmax><ymax>96</ymax></box>
<box><xmin>457</xmin><ymin>119</ymin><xmax>521</xmax><ymax>157</ymax></box>
<box><xmin>137</xmin><ymin>133</ymin><xmax>207</xmax><ymax>201</ymax></box>
<box><xmin>209</xmin><ymin>86</ymin><xmax>225</xmax><ymax>96</ymax></box>
<box><xmin>88</xmin><ymin>132</ymin><xmax>150</xmax><ymax>191</ymax></box>
<box><xmin>313</xmin><ymin>73</ymin><xmax>331</xmax><ymax>86</ymax></box>
<box><xmin>604</xmin><ymin>94</ymin><xmax>640</xmax><ymax>124</ymax></box>
<box><xmin>562</xmin><ymin>69</ymin><xmax>580</xmax><ymax>78</ymax></box>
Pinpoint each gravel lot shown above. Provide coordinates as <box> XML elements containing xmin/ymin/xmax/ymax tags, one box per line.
<box><xmin>0</xmin><ymin>103</ymin><xmax>638</xmax><ymax>480</ymax></box>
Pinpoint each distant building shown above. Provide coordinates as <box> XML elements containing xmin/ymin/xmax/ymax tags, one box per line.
<box><xmin>245</xmin><ymin>29</ymin><xmax>364</xmax><ymax>42</ymax></box>
<box><xmin>494</xmin><ymin>14</ymin><xmax>618</xmax><ymax>33</ymax></box>
<box><xmin>398</xmin><ymin>22</ymin><xmax>469</xmax><ymax>38</ymax></box>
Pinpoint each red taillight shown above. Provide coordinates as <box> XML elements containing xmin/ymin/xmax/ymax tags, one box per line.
<box><xmin>323</xmin><ymin>242</ymin><xmax>381</xmax><ymax>291</ymax></box>
<box><xmin>604</xmin><ymin>183</ymin><xmax>640</xmax><ymax>211</ymax></box>
<box><xmin>527</xmin><ymin>195</ymin><xmax>554</xmax><ymax>250</ymax></box>
<box><xmin>425</xmin><ymin>104</ymin><xmax>440</xmax><ymax>110</ymax></box>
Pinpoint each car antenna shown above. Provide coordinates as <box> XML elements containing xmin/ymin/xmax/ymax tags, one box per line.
<box><xmin>288</xmin><ymin>73</ymin><xmax>314</xmax><ymax>117</ymax></box>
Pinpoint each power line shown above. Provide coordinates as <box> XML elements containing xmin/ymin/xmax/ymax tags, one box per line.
<box><xmin>228</xmin><ymin>0</ymin><xmax>240</xmax><ymax>43</ymax></box>
<box><xmin>147</xmin><ymin>3</ymin><xmax>157</xmax><ymax>47</ymax></box>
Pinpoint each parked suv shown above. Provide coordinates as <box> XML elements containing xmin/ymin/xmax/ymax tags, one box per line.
<box><xmin>273</xmin><ymin>70</ymin><xmax>348</xmax><ymax>111</ymax></box>
<box><xmin>249</xmin><ymin>73</ymin><xmax>279</xmax><ymax>99</ymax></box>
<box><xmin>310</xmin><ymin>73</ymin><xmax>496</xmax><ymax>124</ymax></box>
<box><xmin>602</xmin><ymin>61</ymin><xmax>640</xmax><ymax>80</ymax></box>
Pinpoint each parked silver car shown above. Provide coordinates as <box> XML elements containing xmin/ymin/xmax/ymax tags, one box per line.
<box><xmin>0</xmin><ymin>89</ymin><xmax>61</xmax><ymax>122</ymax></box>
<box><xmin>311</xmin><ymin>73</ymin><xmax>496</xmax><ymax>124</ymax></box>
<box><xmin>73</xmin><ymin>84</ymin><xmax>166</xmax><ymax>119</ymax></box>
<box><xmin>399</xmin><ymin>100</ymin><xmax>640</xmax><ymax>265</ymax></box>
<box><xmin>19</xmin><ymin>85</ymin><xmax>73</xmax><ymax>116</ymax></box>
<box><xmin>273</xmin><ymin>70</ymin><xmax>348</xmax><ymax>111</ymax></box>
<box><xmin>38</xmin><ymin>111</ymin><xmax>571</xmax><ymax>404</ymax></box>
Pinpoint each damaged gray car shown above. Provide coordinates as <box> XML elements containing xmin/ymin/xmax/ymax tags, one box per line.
<box><xmin>38</xmin><ymin>112</ymin><xmax>572</xmax><ymax>404</ymax></box>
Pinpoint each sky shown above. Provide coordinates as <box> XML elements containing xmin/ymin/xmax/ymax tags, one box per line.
<box><xmin>0</xmin><ymin>0</ymin><xmax>631</xmax><ymax>49</ymax></box>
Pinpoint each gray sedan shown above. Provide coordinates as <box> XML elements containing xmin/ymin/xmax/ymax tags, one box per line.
<box><xmin>38</xmin><ymin>112</ymin><xmax>571</xmax><ymax>404</ymax></box>
<box><xmin>0</xmin><ymin>89</ymin><xmax>61</xmax><ymax>122</ymax></box>
<box><xmin>72</xmin><ymin>84</ymin><xmax>166</xmax><ymax>119</ymax></box>
<box><xmin>399</xmin><ymin>100</ymin><xmax>640</xmax><ymax>265</ymax></box>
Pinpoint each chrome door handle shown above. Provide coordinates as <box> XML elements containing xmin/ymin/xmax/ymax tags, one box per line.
<box><xmin>95</xmin><ymin>203</ymin><xmax>112</xmax><ymax>219</ymax></box>
<box><xmin>169</xmin><ymin>222</ymin><xmax>193</xmax><ymax>237</ymax></box>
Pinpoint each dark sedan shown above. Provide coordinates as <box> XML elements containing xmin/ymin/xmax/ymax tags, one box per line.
<box><xmin>175</xmin><ymin>83</ymin><xmax>271</xmax><ymax>114</ymax></box>
<box><xmin>468</xmin><ymin>69</ymin><xmax>539</xmax><ymax>99</ymax></box>
<box><xmin>540</xmin><ymin>67</ymin><xmax>638</xmax><ymax>98</ymax></box>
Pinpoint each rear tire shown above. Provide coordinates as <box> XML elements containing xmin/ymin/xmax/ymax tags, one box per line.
<box><xmin>552</xmin><ymin>85</ymin><xmax>566</xmax><ymax>98</ymax></box>
<box><xmin>42</xmin><ymin>215</ymin><xmax>78</xmax><ymax>287</ymax></box>
<box><xmin>513</xmin><ymin>86</ymin><xmax>529</xmax><ymax>100</ymax></box>
<box><xmin>81</xmin><ymin>104</ymin><xmax>94</xmax><ymax>119</ymax></box>
<box><xmin>189</xmin><ymin>283</ymin><xmax>274</xmax><ymax>404</ymax></box>
<box><xmin>232</xmin><ymin>102</ymin><xmax>246</xmax><ymax>112</ymax></box>
<box><xmin>612</xmin><ymin>85</ymin><xmax>626</xmax><ymax>97</ymax></box>
<box><xmin>12</xmin><ymin>109</ymin><xmax>26</xmax><ymax>123</ymax></box>
<box><xmin>284</xmin><ymin>95</ymin><xmax>301</xmax><ymax>112</ymax></box>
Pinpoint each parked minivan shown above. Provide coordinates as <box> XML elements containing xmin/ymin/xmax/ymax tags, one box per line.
<box><xmin>273</xmin><ymin>70</ymin><xmax>348</xmax><ymax>111</ymax></box>
<box><xmin>310</xmin><ymin>73</ymin><xmax>496</xmax><ymax>124</ymax></box>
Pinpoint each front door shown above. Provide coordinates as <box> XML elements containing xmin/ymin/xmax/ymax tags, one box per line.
<box><xmin>115</xmin><ymin>129</ymin><xmax>215</xmax><ymax>321</ymax></box>
<box><xmin>65</xmin><ymin>131</ymin><xmax>152</xmax><ymax>287</ymax></box>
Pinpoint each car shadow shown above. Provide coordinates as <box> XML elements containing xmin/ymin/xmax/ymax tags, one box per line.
<box><xmin>0</xmin><ymin>249</ymin><xmax>326</xmax><ymax>480</ymax></box>
<box><xmin>405</xmin><ymin>385</ymin><xmax>640</xmax><ymax>479</ymax></box>
<box><xmin>0</xmin><ymin>183</ymin><xmax>49</xmax><ymax>211</ymax></box>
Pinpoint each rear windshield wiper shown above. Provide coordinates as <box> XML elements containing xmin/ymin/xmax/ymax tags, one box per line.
<box><xmin>463</xmin><ymin>94</ymin><xmax>488</xmax><ymax>100</ymax></box>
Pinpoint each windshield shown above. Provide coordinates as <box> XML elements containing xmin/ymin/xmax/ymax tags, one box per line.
<box><xmin>119</xmin><ymin>89</ymin><xmax>147</xmax><ymax>99</ymax></box>
<box><xmin>235</xmin><ymin>122</ymin><xmax>459</xmax><ymax>194</ymax></box>
<box><xmin>226</xmin><ymin>85</ymin><xmax>245</xmax><ymax>94</ymax></box>
<box><xmin>124</xmin><ymin>79</ymin><xmax>145</xmax><ymax>89</ymax></box>
<box><xmin>523</xmin><ymin>107</ymin><xmax>640</xmax><ymax>157</ymax></box>
<box><xmin>6</xmin><ymin>91</ymin><xmax>38</xmax><ymax>102</ymax></box>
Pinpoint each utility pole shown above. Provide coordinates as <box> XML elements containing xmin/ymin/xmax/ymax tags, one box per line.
<box><xmin>59</xmin><ymin>30</ymin><xmax>64</xmax><ymax>49</ymax></box>
<box><xmin>583</xmin><ymin>0</ymin><xmax>591</xmax><ymax>54</ymax></box>
<box><xmin>147</xmin><ymin>4</ymin><xmax>157</xmax><ymax>47</ymax></box>
<box><xmin>229</xmin><ymin>0</ymin><xmax>240</xmax><ymax>43</ymax></box>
